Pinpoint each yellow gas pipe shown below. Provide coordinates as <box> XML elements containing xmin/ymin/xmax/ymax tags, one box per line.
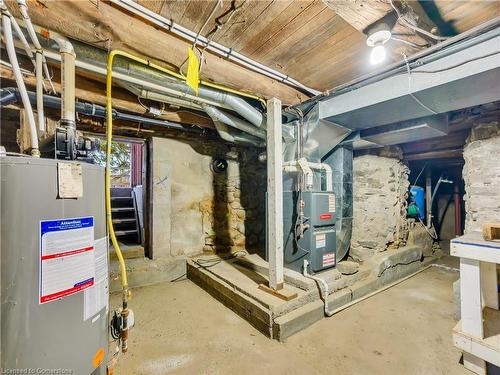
<box><xmin>106</xmin><ymin>49</ymin><xmax>265</xmax><ymax>352</ymax></box>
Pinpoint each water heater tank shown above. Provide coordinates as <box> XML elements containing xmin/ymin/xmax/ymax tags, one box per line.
<box><xmin>1</xmin><ymin>156</ymin><xmax>108</xmax><ymax>374</ymax></box>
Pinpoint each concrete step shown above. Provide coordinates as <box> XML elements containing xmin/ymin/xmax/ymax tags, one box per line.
<box><xmin>110</xmin><ymin>256</ymin><xmax>186</xmax><ymax>293</ymax></box>
<box><xmin>187</xmin><ymin>246</ymin><xmax>434</xmax><ymax>341</ymax></box>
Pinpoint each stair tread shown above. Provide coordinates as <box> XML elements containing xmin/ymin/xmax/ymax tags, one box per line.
<box><xmin>111</xmin><ymin>207</ymin><xmax>135</xmax><ymax>212</ymax></box>
<box><xmin>111</xmin><ymin>196</ymin><xmax>132</xmax><ymax>200</ymax></box>
<box><xmin>115</xmin><ymin>229</ymin><xmax>138</xmax><ymax>236</ymax></box>
<box><xmin>112</xmin><ymin>218</ymin><xmax>137</xmax><ymax>224</ymax></box>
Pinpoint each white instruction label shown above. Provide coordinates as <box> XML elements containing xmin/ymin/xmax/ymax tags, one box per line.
<box><xmin>316</xmin><ymin>233</ymin><xmax>326</xmax><ymax>248</ymax></box>
<box><xmin>328</xmin><ymin>194</ymin><xmax>336</xmax><ymax>212</ymax></box>
<box><xmin>84</xmin><ymin>236</ymin><xmax>109</xmax><ymax>321</ymax></box>
<box><xmin>322</xmin><ymin>252</ymin><xmax>335</xmax><ymax>267</ymax></box>
<box><xmin>57</xmin><ymin>162</ymin><xmax>83</xmax><ymax>198</ymax></box>
<box><xmin>39</xmin><ymin>217</ymin><xmax>95</xmax><ymax>304</ymax></box>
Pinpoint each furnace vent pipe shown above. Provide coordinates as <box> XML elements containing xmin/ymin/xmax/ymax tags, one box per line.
<box><xmin>37</xmin><ymin>47</ymin><xmax>265</xmax><ymax>132</ymax></box>
<box><xmin>203</xmin><ymin>105</ymin><xmax>266</xmax><ymax>140</ymax></box>
<box><xmin>212</xmin><ymin>121</ymin><xmax>263</xmax><ymax>147</ymax></box>
<box><xmin>1</xmin><ymin>11</ymin><xmax>39</xmax><ymax>156</ymax></box>
<box><xmin>27</xmin><ymin>25</ymin><xmax>77</xmax><ymax>130</ymax></box>
<box><xmin>151</xmin><ymin>78</ymin><xmax>265</xmax><ymax>128</ymax></box>
<box><xmin>308</xmin><ymin>162</ymin><xmax>333</xmax><ymax>191</ymax></box>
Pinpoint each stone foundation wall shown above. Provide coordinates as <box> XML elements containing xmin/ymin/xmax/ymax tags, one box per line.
<box><xmin>350</xmin><ymin>150</ymin><xmax>410</xmax><ymax>261</ymax></box>
<box><xmin>202</xmin><ymin>148</ymin><xmax>266</xmax><ymax>254</ymax></box>
<box><xmin>152</xmin><ymin>137</ymin><xmax>266</xmax><ymax>260</ymax></box>
<box><xmin>463</xmin><ymin>122</ymin><xmax>500</xmax><ymax>233</ymax></box>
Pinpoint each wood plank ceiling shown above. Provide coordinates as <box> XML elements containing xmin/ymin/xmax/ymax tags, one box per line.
<box><xmin>3</xmin><ymin>1</ymin><xmax>499</xmax><ymax>106</ymax></box>
<box><xmin>137</xmin><ymin>0</ymin><xmax>500</xmax><ymax>92</ymax></box>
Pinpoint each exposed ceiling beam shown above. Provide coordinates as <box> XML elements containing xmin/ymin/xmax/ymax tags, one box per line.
<box><xmin>404</xmin><ymin>148</ymin><xmax>463</xmax><ymax>161</ymax></box>
<box><xmin>3</xmin><ymin>0</ymin><xmax>308</xmax><ymax>105</ymax></box>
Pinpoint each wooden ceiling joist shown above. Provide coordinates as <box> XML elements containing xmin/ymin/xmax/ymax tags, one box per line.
<box><xmin>3</xmin><ymin>0</ymin><xmax>308</xmax><ymax>105</ymax></box>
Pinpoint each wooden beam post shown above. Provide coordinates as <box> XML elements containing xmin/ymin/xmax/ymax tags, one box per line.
<box><xmin>266</xmin><ymin>98</ymin><xmax>284</xmax><ymax>291</ymax></box>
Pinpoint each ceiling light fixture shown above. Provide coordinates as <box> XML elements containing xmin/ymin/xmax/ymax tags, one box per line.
<box><xmin>370</xmin><ymin>44</ymin><xmax>387</xmax><ymax>65</ymax></box>
<box><xmin>364</xmin><ymin>11</ymin><xmax>397</xmax><ymax>65</ymax></box>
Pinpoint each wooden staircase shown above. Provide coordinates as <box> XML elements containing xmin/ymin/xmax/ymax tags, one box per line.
<box><xmin>110</xmin><ymin>187</ymin><xmax>141</xmax><ymax>244</ymax></box>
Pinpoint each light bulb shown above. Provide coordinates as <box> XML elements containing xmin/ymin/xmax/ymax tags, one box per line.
<box><xmin>370</xmin><ymin>45</ymin><xmax>386</xmax><ymax>65</ymax></box>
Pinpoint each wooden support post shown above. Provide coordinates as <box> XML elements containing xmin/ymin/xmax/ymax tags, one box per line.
<box><xmin>480</xmin><ymin>261</ymin><xmax>499</xmax><ymax>310</ymax></box>
<box><xmin>460</xmin><ymin>257</ymin><xmax>487</xmax><ymax>374</ymax></box>
<box><xmin>17</xmin><ymin>109</ymin><xmax>33</xmax><ymax>154</ymax></box>
<box><xmin>266</xmin><ymin>98</ymin><xmax>284</xmax><ymax>291</ymax></box>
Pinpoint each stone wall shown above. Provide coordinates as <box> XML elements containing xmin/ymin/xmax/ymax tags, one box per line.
<box><xmin>463</xmin><ymin>122</ymin><xmax>500</xmax><ymax>233</ymax></box>
<box><xmin>151</xmin><ymin>136</ymin><xmax>266</xmax><ymax>260</ymax></box>
<box><xmin>350</xmin><ymin>150</ymin><xmax>410</xmax><ymax>261</ymax></box>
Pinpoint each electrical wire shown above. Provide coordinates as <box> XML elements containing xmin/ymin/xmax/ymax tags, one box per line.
<box><xmin>390</xmin><ymin>0</ymin><xmax>449</xmax><ymax>42</ymax></box>
<box><xmin>412</xmin><ymin>161</ymin><xmax>428</xmax><ymax>187</ymax></box>
<box><xmin>178</xmin><ymin>0</ymin><xmax>222</xmax><ymax>75</ymax></box>
<box><xmin>403</xmin><ymin>53</ymin><xmax>438</xmax><ymax>115</ymax></box>
<box><xmin>198</xmin><ymin>0</ymin><xmax>248</xmax><ymax>69</ymax></box>
<box><xmin>418</xmin><ymin>216</ymin><xmax>438</xmax><ymax>240</ymax></box>
<box><xmin>390</xmin><ymin>36</ymin><xmax>428</xmax><ymax>49</ymax></box>
<box><xmin>194</xmin><ymin>250</ymin><xmax>247</xmax><ymax>269</ymax></box>
<box><xmin>409</xmin><ymin>51</ymin><xmax>500</xmax><ymax>74</ymax></box>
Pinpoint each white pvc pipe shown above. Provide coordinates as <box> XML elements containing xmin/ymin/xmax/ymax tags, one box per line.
<box><xmin>35</xmin><ymin>51</ymin><xmax>44</xmax><ymax>132</ymax></box>
<box><xmin>60</xmin><ymin>51</ymin><xmax>75</xmax><ymax>126</ymax></box>
<box><xmin>283</xmin><ymin>159</ymin><xmax>333</xmax><ymax>191</ymax></box>
<box><xmin>302</xmin><ymin>259</ymin><xmax>335</xmax><ymax>316</ymax></box>
<box><xmin>2</xmin><ymin>14</ymin><xmax>39</xmax><ymax>155</ymax></box>
<box><xmin>308</xmin><ymin>162</ymin><xmax>333</xmax><ymax>191</ymax></box>
<box><xmin>17</xmin><ymin>0</ymin><xmax>56</xmax><ymax>93</ymax></box>
<box><xmin>10</xmin><ymin>13</ymin><xmax>35</xmax><ymax>69</ymax></box>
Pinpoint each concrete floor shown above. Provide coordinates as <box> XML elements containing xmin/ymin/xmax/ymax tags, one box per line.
<box><xmin>111</xmin><ymin>263</ymin><xmax>469</xmax><ymax>375</ymax></box>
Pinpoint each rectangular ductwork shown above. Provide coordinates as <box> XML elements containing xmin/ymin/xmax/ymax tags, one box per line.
<box><xmin>359</xmin><ymin>114</ymin><xmax>448</xmax><ymax>147</ymax></box>
<box><xmin>318</xmin><ymin>27</ymin><xmax>500</xmax><ymax>130</ymax></box>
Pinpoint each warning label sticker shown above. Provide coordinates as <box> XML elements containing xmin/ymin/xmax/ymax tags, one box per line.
<box><xmin>316</xmin><ymin>233</ymin><xmax>326</xmax><ymax>248</ymax></box>
<box><xmin>39</xmin><ymin>217</ymin><xmax>95</xmax><ymax>304</ymax></box>
<box><xmin>328</xmin><ymin>194</ymin><xmax>336</xmax><ymax>212</ymax></box>
<box><xmin>322</xmin><ymin>252</ymin><xmax>336</xmax><ymax>267</ymax></box>
<box><xmin>84</xmin><ymin>236</ymin><xmax>109</xmax><ymax>321</ymax></box>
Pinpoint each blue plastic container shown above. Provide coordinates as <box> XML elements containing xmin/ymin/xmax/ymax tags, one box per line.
<box><xmin>410</xmin><ymin>185</ymin><xmax>425</xmax><ymax>220</ymax></box>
